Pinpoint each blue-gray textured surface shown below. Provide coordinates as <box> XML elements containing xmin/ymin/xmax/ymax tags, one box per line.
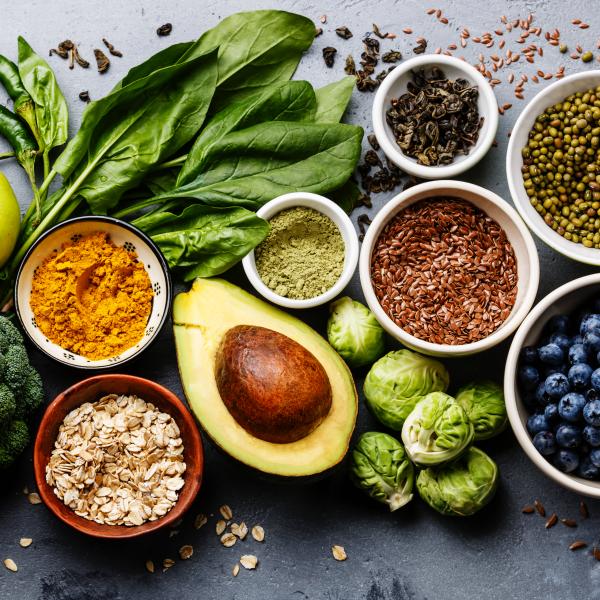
<box><xmin>0</xmin><ymin>0</ymin><xmax>598</xmax><ymax>599</ymax></box>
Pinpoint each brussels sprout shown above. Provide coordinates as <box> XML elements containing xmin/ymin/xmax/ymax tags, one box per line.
<box><xmin>455</xmin><ymin>381</ymin><xmax>507</xmax><ymax>441</ymax></box>
<box><xmin>363</xmin><ymin>350</ymin><xmax>449</xmax><ymax>430</ymax></box>
<box><xmin>350</xmin><ymin>431</ymin><xmax>414</xmax><ymax>511</ymax></box>
<box><xmin>416</xmin><ymin>447</ymin><xmax>499</xmax><ymax>516</ymax></box>
<box><xmin>401</xmin><ymin>392</ymin><xmax>474</xmax><ymax>466</ymax></box>
<box><xmin>327</xmin><ymin>297</ymin><xmax>385</xmax><ymax>368</ymax></box>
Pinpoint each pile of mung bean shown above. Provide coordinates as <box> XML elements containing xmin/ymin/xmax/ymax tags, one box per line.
<box><xmin>521</xmin><ymin>86</ymin><xmax>600</xmax><ymax>248</ymax></box>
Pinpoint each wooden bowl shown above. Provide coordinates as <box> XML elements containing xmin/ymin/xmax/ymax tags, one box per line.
<box><xmin>33</xmin><ymin>374</ymin><xmax>203</xmax><ymax>539</ymax></box>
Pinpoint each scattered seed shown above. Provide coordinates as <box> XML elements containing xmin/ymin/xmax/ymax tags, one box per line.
<box><xmin>219</xmin><ymin>505</ymin><xmax>233</xmax><ymax>521</ymax></box>
<box><xmin>320</xmin><ymin>15</ymin><xmax>327</xmax><ymax>24</ymax></box>
<box><xmin>3</xmin><ymin>559</ymin><xmax>17</xmax><ymax>572</ymax></box>
<box><xmin>221</xmin><ymin>533</ymin><xmax>237</xmax><ymax>548</ymax></box>
<box><xmin>28</xmin><ymin>492</ymin><xmax>41</xmax><ymax>505</ymax></box>
<box><xmin>94</xmin><ymin>49</ymin><xmax>110</xmax><ymax>74</ymax></box>
<box><xmin>569</xmin><ymin>540</ymin><xmax>588</xmax><ymax>551</ymax></box>
<box><xmin>534</xmin><ymin>500</ymin><xmax>545</xmax><ymax>516</ymax></box>
<box><xmin>19</xmin><ymin>538</ymin><xmax>32</xmax><ymax>548</ymax></box>
<box><xmin>562</xmin><ymin>518</ymin><xmax>577</xmax><ymax>528</ymax></box>
<box><xmin>179</xmin><ymin>545</ymin><xmax>193</xmax><ymax>560</ymax></box>
<box><xmin>335</xmin><ymin>26</ymin><xmax>353</xmax><ymax>40</ymax></box>
<box><xmin>580</xmin><ymin>501</ymin><xmax>589</xmax><ymax>519</ymax></box>
<box><xmin>545</xmin><ymin>513</ymin><xmax>558</xmax><ymax>529</ymax></box>
<box><xmin>251</xmin><ymin>525</ymin><xmax>265</xmax><ymax>542</ymax></box>
<box><xmin>426</xmin><ymin>8</ymin><xmax>436</xmax><ymax>15</ymax></box>
<box><xmin>582</xmin><ymin>51</ymin><xmax>594</xmax><ymax>63</ymax></box>
<box><xmin>145</xmin><ymin>560</ymin><xmax>155</xmax><ymax>573</ymax></box>
<box><xmin>157</xmin><ymin>23</ymin><xmax>172</xmax><ymax>36</ymax></box>
<box><xmin>580</xmin><ymin>23</ymin><xmax>590</xmax><ymax>30</ymax></box>
<box><xmin>594</xmin><ymin>547</ymin><xmax>600</xmax><ymax>561</ymax></box>
<box><xmin>240</xmin><ymin>555</ymin><xmax>258</xmax><ymax>570</ymax></box>
<box><xmin>332</xmin><ymin>545</ymin><xmax>347</xmax><ymax>561</ymax></box>
<box><xmin>402</xmin><ymin>27</ymin><xmax>413</xmax><ymax>34</ymax></box>
<box><xmin>232</xmin><ymin>563</ymin><xmax>240</xmax><ymax>577</ymax></box>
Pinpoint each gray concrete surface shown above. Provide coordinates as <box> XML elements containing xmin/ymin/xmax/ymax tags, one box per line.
<box><xmin>0</xmin><ymin>0</ymin><xmax>599</xmax><ymax>598</ymax></box>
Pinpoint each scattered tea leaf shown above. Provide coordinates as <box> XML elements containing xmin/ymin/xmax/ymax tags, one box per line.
<box><xmin>94</xmin><ymin>49</ymin><xmax>110</xmax><ymax>73</ymax></box>
<box><xmin>323</xmin><ymin>47</ymin><xmax>337</xmax><ymax>68</ymax></box>
<box><xmin>79</xmin><ymin>90</ymin><xmax>91</xmax><ymax>103</ymax></box>
<box><xmin>335</xmin><ymin>26</ymin><xmax>353</xmax><ymax>39</ymax></box>
<box><xmin>157</xmin><ymin>23</ymin><xmax>172</xmax><ymax>36</ymax></box>
<box><xmin>102</xmin><ymin>38</ymin><xmax>123</xmax><ymax>57</ymax></box>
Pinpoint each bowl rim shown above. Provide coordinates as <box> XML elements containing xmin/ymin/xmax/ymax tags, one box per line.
<box><xmin>33</xmin><ymin>373</ymin><xmax>204</xmax><ymax>538</ymax></box>
<box><xmin>372</xmin><ymin>54</ymin><xmax>499</xmax><ymax>180</ymax></box>
<box><xmin>506</xmin><ymin>70</ymin><xmax>600</xmax><ymax>266</ymax></box>
<box><xmin>241</xmin><ymin>192</ymin><xmax>359</xmax><ymax>309</ymax></box>
<box><xmin>14</xmin><ymin>215</ymin><xmax>172</xmax><ymax>370</ymax></box>
<box><xmin>359</xmin><ymin>179</ymin><xmax>540</xmax><ymax>356</ymax></box>
<box><xmin>504</xmin><ymin>273</ymin><xmax>600</xmax><ymax>498</ymax></box>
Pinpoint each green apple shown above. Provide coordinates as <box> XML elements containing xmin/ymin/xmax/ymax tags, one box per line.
<box><xmin>0</xmin><ymin>172</ymin><xmax>21</xmax><ymax>268</ymax></box>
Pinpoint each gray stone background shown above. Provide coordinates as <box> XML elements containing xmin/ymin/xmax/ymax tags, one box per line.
<box><xmin>0</xmin><ymin>0</ymin><xmax>598</xmax><ymax>598</ymax></box>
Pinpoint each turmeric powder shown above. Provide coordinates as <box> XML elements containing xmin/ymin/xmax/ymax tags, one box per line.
<box><xmin>30</xmin><ymin>231</ymin><xmax>153</xmax><ymax>360</ymax></box>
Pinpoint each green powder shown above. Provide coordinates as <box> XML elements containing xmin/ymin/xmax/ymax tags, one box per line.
<box><xmin>255</xmin><ymin>207</ymin><xmax>345</xmax><ymax>300</ymax></box>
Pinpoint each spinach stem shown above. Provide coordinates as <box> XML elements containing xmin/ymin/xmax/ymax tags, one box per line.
<box><xmin>155</xmin><ymin>154</ymin><xmax>187</xmax><ymax>170</ymax></box>
<box><xmin>0</xmin><ymin>151</ymin><xmax>15</xmax><ymax>160</ymax></box>
<box><xmin>21</xmin><ymin>168</ymin><xmax>58</xmax><ymax>226</ymax></box>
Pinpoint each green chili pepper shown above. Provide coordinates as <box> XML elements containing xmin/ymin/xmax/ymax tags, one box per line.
<box><xmin>0</xmin><ymin>55</ymin><xmax>40</xmax><ymax>147</ymax></box>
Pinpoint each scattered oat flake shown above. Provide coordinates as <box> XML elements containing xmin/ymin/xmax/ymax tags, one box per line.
<box><xmin>163</xmin><ymin>558</ymin><xmax>175</xmax><ymax>570</ymax></box>
<box><xmin>251</xmin><ymin>525</ymin><xmax>265</xmax><ymax>542</ymax></box>
<box><xmin>220</xmin><ymin>504</ymin><xmax>233</xmax><ymax>521</ymax></box>
<box><xmin>332</xmin><ymin>545</ymin><xmax>347</xmax><ymax>561</ymax></box>
<box><xmin>145</xmin><ymin>560</ymin><xmax>155</xmax><ymax>573</ymax></box>
<box><xmin>221</xmin><ymin>533</ymin><xmax>237</xmax><ymax>548</ymax></box>
<box><xmin>232</xmin><ymin>563</ymin><xmax>240</xmax><ymax>577</ymax></box>
<box><xmin>240</xmin><ymin>555</ymin><xmax>258</xmax><ymax>570</ymax></box>
<box><xmin>216</xmin><ymin>520</ymin><xmax>227</xmax><ymax>535</ymax></box>
<box><xmin>179</xmin><ymin>545</ymin><xmax>193</xmax><ymax>560</ymax></box>
<box><xmin>4</xmin><ymin>559</ymin><xmax>17</xmax><ymax>572</ymax></box>
<box><xmin>28</xmin><ymin>492</ymin><xmax>41</xmax><ymax>505</ymax></box>
<box><xmin>232</xmin><ymin>522</ymin><xmax>248</xmax><ymax>540</ymax></box>
<box><xmin>194</xmin><ymin>513</ymin><xmax>208</xmax><ymax>529</ymax></box>
<box><xmin>19</xmin><ymin>538</ymin><xmax>32</xmax><ymax>548</ymax></box>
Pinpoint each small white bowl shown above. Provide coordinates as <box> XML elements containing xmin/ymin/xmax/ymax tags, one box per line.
<box><xmin>242</xmin><ymin>192</ymin><xmax>359</xmax><ymax>309</ymax></box>
<box><xmin>504</xmin><ymin>274</ymin><xmax>600</xmax><ymax>498</ymax></box>
<box><xmin>359</xmin><ymin>180</ymin><xmax>540</xmax><ymax>357</ymax></box>
<box><xmin>15</xmin><ymin>216</ymin><xmax>171</xmax><ymax>369</ymax></box>
<box><xmin>372</xmin><ymin>54</ymin><xmax>499</xmax><ymax>179</ymax></box>
<box><xmin>507</xmin><ymin>71</ymin><xmax>600</xmax><ymax>265</ymax></box>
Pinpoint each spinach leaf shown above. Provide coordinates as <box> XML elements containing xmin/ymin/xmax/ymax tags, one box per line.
<box><xmin>196</xmin><ymin>10</ymin><xmax>316</xmax><ymax>110</ymax></box>
<box><xmin>53</xmin><ymin>48</ymin><xmax>219</xmax><ymax>213</ymax></box>
<box><xmin>314</xmin><ymin>76</ymin><xmax>355</xmax><ymax>122</ymax></box>
<box><xmin>136</xmin><ymin>204</ymin><xmax>269</xmax><ymax>280</ymax></box>
<box><xmin>151</xmin><ymin>121</ymin><xmax>363</xmax><ymax>210</ymax></box>
<box><xmin>329</xmin><ymin>179</ymin><xmax>364</xmax><ymax>214</ymax></box>
<box><xmin>17</xmin><ymin>36</ymin><xmax>68</xmax><ymax>153</ymax></box>
<box><xmin>177</xmin><ymin>80</ymin><xmax>317</xmax><ymax>186</ymax></box>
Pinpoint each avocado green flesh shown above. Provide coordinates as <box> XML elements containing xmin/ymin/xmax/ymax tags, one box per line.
<box><xmin>173</xmin><ymin>278</ymin><xmax>358</xmax><ymax>477</ymax></box>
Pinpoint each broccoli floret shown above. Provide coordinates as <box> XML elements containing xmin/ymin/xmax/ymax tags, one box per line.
<box><xmin>0</xmin><ymin>420</ymin><xmax>29</xmax><ymax>470</ymax></box>
<box><xmin>3</xmin><ymin>344</ymin><xmax>29</xmax><ymax>395</ymax></box>
<box><xmin>0</xmin><ymin>317</ymin><xmax>24</xmax><ymax>355</ymax></box>
<box><xmin>0</xmin><ymin>384</ymin><xmax>16</xmax><ymax>428</ymax></box>
<box><xmin>14</xmin><ymin>367</ymin><xmax>44</xmax><ymax>421</ymax></box>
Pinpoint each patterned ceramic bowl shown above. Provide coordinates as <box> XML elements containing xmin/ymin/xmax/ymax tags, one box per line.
<box><xmin>14</xmin><ymin>216</ymin><xmax>171</xmax><ymax>369</ymax></box>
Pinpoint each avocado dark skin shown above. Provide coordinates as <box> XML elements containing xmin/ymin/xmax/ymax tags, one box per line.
<box><xmin>215</xmin><ymin>325</ymin><xmax>333</xmax><ymax>444</ymax></box>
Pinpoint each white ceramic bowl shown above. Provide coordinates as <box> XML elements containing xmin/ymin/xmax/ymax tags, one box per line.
<box><xmin>359</xmin><ymin>180</ymin><xmax>540</xmax><ymax>357</ymax></box>
<box><xmin>505</xmin><ymin>274</ymin><xmax>600</xmax><ymax>498</ymax></box>
<box><xmin>242</xmin><ymin>192</ymin><xmax>359</xmax><ymax>309</ymax></box>
<box><xmin>15</xmin><ymin>216</ymin><xmax>171</xmax><ymax>369</ymax></box>
<box><xmin>507</xmin><ymin>71</ymin><xmax>600</xmax><ymax>265</ymax></box>
<box><xmin>372</xmin><ymin>54</ymin><xmax>499</xmax><ymax>179</ymax></box>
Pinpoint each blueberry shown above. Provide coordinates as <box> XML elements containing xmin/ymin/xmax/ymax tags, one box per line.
<box><xmin>577</xmin><ymin>456</ymin><xmax>600</xmax><ymax>480</ymax></box>
<box><xmin>584</xmin><ymin>399</ymin><xmax>600</xmax><ymax>426</ymax></box>
<box><xmin>568</xmin><ymin>363</ymin><xmax>593</xmax><ymax>389</ymax></box>
<box><xmin>544</xmin><ymin>403</ymin><xmax>560</xmax><ymax>422</ymax></box>
<box><xmin>584</xmin><ymin>332</ymin><xmax>600</xmax><ymax>354</ymax></box>
<box><xmin>538</xmin><ymin>343</ymin><xmax>565</xmax><ymax>366</ymax></box>
<box><xmin>590</xmin><ymin>449</ymin><xmax>600</xmax><ymax>468</ymax></box>
<box><xmin>554</xmin><ymin>449</ymin><xmax>580</xmax><ymax>473</ymax></box>
<box><xmin>591</xmin><ymin>368</ymin><xmax>600</xmax><ymax>391</ymax></box>
<box><xmin>558</xmin><ymin>392</ymin><xmax>586</xmax><ymax>422</ymax></box>
<box><xmin>544</xmin><ymin>373</ymin><xmax>570</xmax><ymax>399</ymax></box>
<box><xmin>572</xmin><ymin>335</ymin><xmax>584</xmax><ymax>346</ymax></box>
<box><xmin>548</xmin><ymin>314</ymin><xmax>571</xmax><ymax>334</ymax></box>
<box><xmin>581</xmin><ymin>314</ymin><xmax>600</xmax><ymax>336</ymax></box>
<box><xmin>555</xmin><ymin>423</ymin><xmax>583</xmax><ymax>448</ymax></box>
<box><xmin>527</xmin><ymin>413</ymin><xmax>550</xmax><ymax>435</ymax></box>
<box><xmin>569</xmin><ymin>343</ymin><xmax>589</xmax><ymax>365</ymax></box>
<box><xmin>549</xmin><ymin>333</ymin><xmax>571</xmax><ymax>351</ymax></box>
<box><xmin>584</xmin><ymin>425</ymin><xmax>600</xmax><ymax>447</ymax></box>
<box><xmin>532</xmin><ymin>431</ymin><xmax>557</xmax><ymax>456</ymax></box>
<box><xmin>520</xmin><ymin>346</ymin><xmax>539</xmax><ymax>365</ymax></box>
<box><xmin>518</xmin><ymin>365</ymin><xmax>540</xmax><ymax>391</ymax></box>
<box><xmin>535</xmin><ymin>382</ymin><xmax>550</xmax><ymax>405</ymax></box>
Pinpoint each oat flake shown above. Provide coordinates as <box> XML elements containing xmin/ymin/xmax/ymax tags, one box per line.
<box><xmin>251</xmin><ymin>525</ymin><xmax>265</xmax><ymax>542</ymax></box>
<box><xmin>19</xmin><ymin>538</ymin><xmax>32</xmax><ymax>548</ymax></box>
<box><xmin>332</xmin><ymin>545</ymin><xmax>347</xmax><ymax>561</ymax></box>
<box><xmin>3</xmin><ymin>558</ymin><xmax>17</xmax><ymax>572</ymax></box>
<box><xmin>240</xmin><ymin>555</ymin><xmax>258</xmax><ymax>570</ymax></box>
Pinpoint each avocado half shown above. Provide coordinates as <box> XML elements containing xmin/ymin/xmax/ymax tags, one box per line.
<box><xmin>173</xmin><ymin>278</ymin><xmax>358</xmax><ymax>478</ymax></box>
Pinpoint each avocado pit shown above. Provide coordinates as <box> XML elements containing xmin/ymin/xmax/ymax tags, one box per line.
<box><xmin>215</xmin><ymin>325</ymin><xmax>332</xmax><ymax>443</ymax></box>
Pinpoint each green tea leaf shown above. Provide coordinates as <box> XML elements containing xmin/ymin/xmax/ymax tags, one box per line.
<box><xmin>137</xmin><ymin>204</ymin><xmax>269</xmax><ymax>279</ymax></box>
<box><xmin>177</xmin><ymin>80</ymin><xmax>317</xmax><ymax>186</ymax></box>
<box><xmin>17</xmin><ymin>36</ymin><xmax>68</xmax><ymax>151</ymax></box>
<box><xmin>314</xmin><ymin>76</ymin><xmax>355</xmax><ymax>123</ymax></box>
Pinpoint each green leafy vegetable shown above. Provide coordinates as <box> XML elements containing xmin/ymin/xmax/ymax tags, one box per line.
<box><xmin>455</xmin><ymin>381</ymin><xmax>507</xmax><ymax>441</ymax></box>
<box><xmin>351</xmin><ymin>431</ymin><xmax>414</xmax><ymax>511</ymax></box>
<box><xmin>314</xmin><ymin>76</ymin><xmax>355</xmax><ymax>122</ymax></box>
<box><xmin>134</xmin><ymin>204</ymin><xmax>269</xmax><ymax>280</ymax></box>
<box><xmin>363</xmin><ymin>350</ymin><xmax>450</xmax><ymax>430</ymax></box>
<box><xmin>401</xmin><ymin>392</ymin><xmax>474</xmax><ymax>466</ymax></box>
<box><xmin>416</xmin><ymin>447</ymin><xmax>499</xmax><ymax>517</ymax></box>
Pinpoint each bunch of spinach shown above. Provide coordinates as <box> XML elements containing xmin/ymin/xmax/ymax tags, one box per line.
<box><xmin>0</xmin><ymin>10</ymin><xmax>363</xmax><ymax>304</ymax></box>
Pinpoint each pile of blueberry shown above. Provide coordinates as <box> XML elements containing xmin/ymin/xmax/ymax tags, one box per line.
<box><xmin>518</xmin><ymin>305</ymin><xmax>600</xmax><ymax>479</ymax></box>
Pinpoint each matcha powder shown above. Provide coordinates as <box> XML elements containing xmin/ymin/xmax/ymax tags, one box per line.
<box><xmin>255</xmin><ymin>207</ymin><xmax>345</xmax><ymax>300</ymax></box>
